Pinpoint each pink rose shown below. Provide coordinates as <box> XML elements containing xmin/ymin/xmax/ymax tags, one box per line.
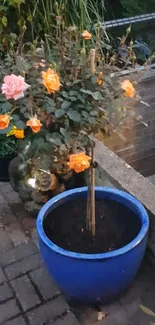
<box><xmin>1</xmin><ymin>74</ymin><xmax>30</xmax><ymax>100</ymax></box>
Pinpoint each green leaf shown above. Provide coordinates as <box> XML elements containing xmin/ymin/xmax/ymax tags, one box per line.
<box><xmin>5</xmin><ymin>62</ymin><xmax>11</xmax><ymax>67</ymax></box>
<box><xmin>0</xmin><ymin>123</ymin><xmax>13</xmax><ymax>135</ymax></box>
<box><xmin>91</xmin><ymin>76</ymin><xmax>98</xmax><ymax>84</ymax></box>
<box><xmin>82</xmin><ymin>111</ymin><xmax>89</xmax><ymax>118</ymax></box>
<box><xmin>60</xmin><ymin>128</ymin><xmax>68</xmax><ymax>136</ymax></box>
<box><xmin>88</xmin><ymin>117</ymin><xmax>96</xmax><ymax>124</ymax></box>
<box><xmin>140</xmin><ymin>306</ymin><xmax>155</xmax><ymax>317</ymax></box>
<box><xmin>27</xmin><ymin>15</ymin><xmax>32</xmax><ymax>22</ymax></box>
<box><xmin>80</xmin><ymin>89</ymin><xmax>103</xmax><ymax>100</ymax></box>
<box><xmin>0</xmin><ymin>96</ymin><xmax>7</xmax><ymax>103</ymax></box>
<box><xmin>61</xmin><ymin>101</ymin><xmax>71</xmax><ymax>110</ymax></box>
<box><xmin>46</xmin><ymin>133</ymin><xmax>59</xmax><ymax>144</ymax></box>
<box><xmin>86</xmin><ymin>105</ymin><xmax>93</xmax><ymax>111</ymax></box>
<box><xmin>62</xmin><ymin>91</ymin><xmax>68</xmax><ymax>98</ymax></box>
<box><xmin>2</xmin><ymin>16</ymin><xmax>7</xmax><ymax>27</ymax></box>
<box><xmin>60</xmin><ymin>128</ymin><xmax>71</xmax><ymax>142</ymax></box>
<box><xmin>69</xmin><ymin>96</ymin><xmax>77</xmax><ymax>102</ymax></box>
<box><xmin>20</xmin><ymin>107</ymin><xmax>27</xmax><ymax>114</ymax></box>
<box><xmin>36</xmin><ymin>138</ymin><xmax>45</xmax><ymax>149</ymax></box>
<box><xmin>15</xmin><ymin>120</ymin><xmax>26</xmax><ymax>129</ymax></box>
<box><xmin>48</xmin><ymin>137</ymin><xmax>62</xmax><ymax>146</ymax></box>
<box><xmin>44</xmin><ymin>143</ymin><xmax>52</xmax><ymax>151</ymax></box>
<box><xmin>46</xmin><ymin>97</ymin><xmax>55</xmax><ymax>106</ymax></box>
<box><xmin>46</xmin><ymin>132</ymin><xmax>61</xmax><ymax>141</ymax></box>
<box><xmin>76</xmin><ymin>104</ymin><xmax>85</xmax><ymax>109</ymax></box>
<box><xmin>24</xmin><ymin>112</ymin><xmax>30</xmax><ymax>119</ymax></box>
<box><xmin>67</xmin><ymin>110</ymin><xmax>81</xmax><ymax>122</ymax></box>
<box><xmin>77</xmin><ymin>94</ymin><xmax>85</xmax><ymax>104</ymax></box>
<box><xmin>91</xmin><ymin>91</ymin><xmax>103</xmax><ymax>100</ymax></box>
<box><xmin>55</xmin><ymin>109</ymin><xmax>65</xmax><ymax>118</ymax></box>
<box><xmin>46</xmin><ymin>106</ymin><xmax>55</xmax><ymax>113</ymax></box>
<box><xmin>69</xmin><ymin>90</ymin><xmax>78</xmax><ymax>96</ymax></box>
<box><xmin>90</xmin><ymin>110</ymin><xmax>98</xmax><ymax>116</ymax></box>
<box><xmin>52</xmin><ymin>132</ymin><xmax>62</xmax><ymax>139</ymax></box>
<box><xmin>10</xmin><ymin>33</ymin><xmax>17</xmax><ymax>39</ymax></box>
<box><xmin>57</xmin><ymin>97</ymin><xmax>63</xmax><ymax>102</ymax></box>
<box><xmin>12</xmin><ymin>114</ymin><xmax>20</xmax><ymax>121</ymax></box>
<box><xmin>0</xmin><ymin>101</ymin><xmax>11</xmax><ymax>112</ymax></box>
<box><xmin>80</xmin><ymin>88</ymin><xmax>93</xmax><ymax>96</ymax></box>
<box><xmin>0</xmin><ymin>6</ymin><xmax>8</xmax><ymax>12</ymax></box>
<box><xmin>44</xmin><ymin>97</ymin><xmax>55</xmax><ymax>113</ymax></box>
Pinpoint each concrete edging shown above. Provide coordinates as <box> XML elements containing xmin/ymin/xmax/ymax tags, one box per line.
<box><xmin>95</xmin><ymin>139</ymin><xmax>155</xmax><ymax>265</ymax></box>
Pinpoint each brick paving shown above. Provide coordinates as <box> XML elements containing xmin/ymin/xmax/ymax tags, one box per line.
<box><xmin>0</xmin><ymin>182</ymin><xmax>154</xmax><ymax>325</ymax></box>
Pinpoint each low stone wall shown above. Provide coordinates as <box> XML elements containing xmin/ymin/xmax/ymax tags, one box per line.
<box><xmin>95</xmin><ymin>139</ymin><xmax>155</xmax><ymax>266</ymax></box>
<box><xmin>99</xmin><ymin>68</ymin><xmax>155</xmax><ymax>177</ymax></box>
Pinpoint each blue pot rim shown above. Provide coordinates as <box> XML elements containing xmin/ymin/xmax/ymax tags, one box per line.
<box><xmin>36</xmin><ymin>187</ymin><xmax>149</xmax><ymax>260</ymax></box>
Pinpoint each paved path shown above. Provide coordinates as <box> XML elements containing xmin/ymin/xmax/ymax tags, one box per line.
<box><xmin>147</xmin><ymin>174</ymin><xmax>155</xmax><ymax>185</ymax></box>
<box><xmin>0</xmin><ymin>182</ymin><xmax>154</xmax><ymax>325</ymax></box>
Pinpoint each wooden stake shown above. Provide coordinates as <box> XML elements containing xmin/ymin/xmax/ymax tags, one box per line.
<box><xmin>91</xmin><ymin>147</ymin><xmax>95</xmax><ymax>236</ymax></box>
<box><xmin>90</xmin><ymin>49</ymin><xmax>96</xmax><ymax>75</ymax></box>
<box><xmin>86</xmin><ymin>150</ymin><xmax>91</xmax><ymax>231</ymax></box>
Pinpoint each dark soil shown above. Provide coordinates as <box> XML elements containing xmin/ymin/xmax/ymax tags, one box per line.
<box><xmin>43</xmin><ymin>198</ymin><xmax>141</xmax><ymax>254</ymax></box>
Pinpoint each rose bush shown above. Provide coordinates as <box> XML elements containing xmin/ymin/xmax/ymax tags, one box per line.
<box><xmin>0</xmin><ymin>23</ymin><xmax>147</xmax><ymax>213</ymax></box>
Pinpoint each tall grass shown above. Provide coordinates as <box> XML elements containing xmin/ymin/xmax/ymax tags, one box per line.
<box><xmin>26</xmin><ymin>0</ymin><xmax>105</xmax><ymax>40</ymax></box>
<box><xmin>1</xmin><ymin>0</ymin><xmax>105</xmax><ymax>54</ymax></box>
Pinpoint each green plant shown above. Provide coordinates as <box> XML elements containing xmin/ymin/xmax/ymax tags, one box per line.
<box><xmin>25</xmin><ymin>0</ymin><xmax>107</xmax><ymax>52</ymax></box>
<box><xmin>0</xmin><ymin>21</ymin><xmax>146</xmax><ymax>230</ymax></box>
<box><xmin>0</xmin><ymin>0</ymin><xmax>107</xmax><ymax>52</ymax></box>
<box><xmin>0</xmin><ymin>135</ymin><xmax>18</xmax><ymax>157</ymax></box>
<box><xmin>0</xmin><ymin>0</ymin><xmax>26</xmax><ymax>55</ymax></box>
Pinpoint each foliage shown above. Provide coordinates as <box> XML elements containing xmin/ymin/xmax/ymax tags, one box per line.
<box><xmin>120</xmin><ymin>0</ymin><xmax>155</xmax><ymax>16</ymax></box>
<box><xmin>1</xmin><ymin>7</ymin><xmax>150</xmax><ymax>228</ymax></box>
<box><xmin>27</xmin><ymin>0</ymin><xmax>105</xmax><ymax>35</ymax></box>
<box><xmin>0</xmin><ymin>0</ymin><xmax>106</xmax><ymax>53</ymax></box>
<box><xmin>0</xmin><ymin>23</ymin><xmax>143</xmax><ymax>175</ymax></box>
<box><xmin>1</xmin><ymin>0</ymin><xmax>155</xmax><ymax>49</ymax></box>
<box><xmin>0</xmin><ymin>0</ymin><xmax>24</xmax><ymax>51</ymax></box>
<box><xmin>0</xmin><ymin>135</ymin><xmax>18</xmax><ymax>157</ymax></box>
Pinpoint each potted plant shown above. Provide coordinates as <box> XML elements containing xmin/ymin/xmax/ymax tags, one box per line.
<box><xmin>37</xmin><ymin>186</ymin><xmax>149</xmax><ymax>303</ymax></box>
<box><xmin>0</xmin><ymin>24</ymin><xmax>145</xmax><ymax>215</ymax></box>
<box><xmin>0</xmin><ymin>22</ymin><xmax>149</xmax><ymax>302</ymax></box>
<box><xmin>35</xmin><ymin>27</ymin><xmax>149</xmax><ymax>303</ymax></box>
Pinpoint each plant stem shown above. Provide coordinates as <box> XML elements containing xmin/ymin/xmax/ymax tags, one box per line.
<box><xmin>91</xmin><ymin>146</ymin><xmax>95</xmax><ymax>236</ymax></box>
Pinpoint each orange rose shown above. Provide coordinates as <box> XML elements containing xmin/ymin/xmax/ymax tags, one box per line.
<box><xmin>82</xmin><ymin>30</ymin><xmax>92</xmax><ymax>40</ymax></box>
<box><xmin>97</xmin><ymin>72</ymin><xmax>103</xmax><ymax>86</ymax></box>
<box><xmin>41</xmin><ymin>68</ymin><xmax>60</xmax><ymax>94</ymax></box>
<box><xmin>15</xmin><ymin>129</ymin><xmax>24</xmax><ymax>139</ymax></box>
<box><xmin>121</xmin><ymin>80</ymin><xmax>135</xmax><ymax>98</ymax></box>
<box><xmin>69</xmin><ymin>152</ymin><xmax>91</xmax><ymax>173</ymax></box>
<box><xmin>26</xmin><ymin>116</ymin><xmax>42</xmax><ymax>133</ymax></box>
<box><xmin>0</xmin><ymin>114</ymin><xmax>10</xmax><ymax>130</ymax></box>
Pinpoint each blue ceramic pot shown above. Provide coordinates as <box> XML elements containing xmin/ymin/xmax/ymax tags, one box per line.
<box><xmin>36</xmin><ymin>187</ymin><xmax>149</xmax><ymax>304</ymax></box>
